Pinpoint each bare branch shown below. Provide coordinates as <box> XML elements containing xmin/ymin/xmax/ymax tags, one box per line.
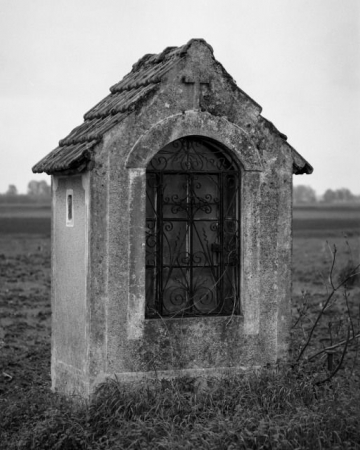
<box><xmin>308</xmin><ymin>333</ymin><xmax>360</xmax><ymax>361</ymax></box>
<box><xmin>296</xmin><ymin>289</ymin><xmax>336</xmax><ymax>362</ymax></box>
<box><xmin>327</xmin><ymin>243</ymin><xmax>337</xmax><ymax>291</ymax></box>
<box><xmin>316</xmin><ymin>326</ymin><xmax>351</xmax><ymax>386</ymax></box>
<box><xmin>297</xmin><ymin>261</ymin><xmax>360</xmax><ymax>362</ymax></box>
<box><xmin>292</xmin><ymin>292</ymin><xmax>309</xmax><ymax>329</ymax></box>
<box><xmin>344</xmin><ymin>288</ymin><xmax>355</xmax><ymax>337</ymax></box>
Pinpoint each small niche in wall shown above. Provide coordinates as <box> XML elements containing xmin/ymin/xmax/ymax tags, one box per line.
<box><xmin>66</xmin><ymin>189</ymin><xmax>74</xmax><ymax>227</ymax></box>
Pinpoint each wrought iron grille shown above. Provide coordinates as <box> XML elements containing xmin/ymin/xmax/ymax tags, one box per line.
<box><xmin>145</xmin><ymin>137</ymin><xmax>241</xmax><ymax>318</ymax></box>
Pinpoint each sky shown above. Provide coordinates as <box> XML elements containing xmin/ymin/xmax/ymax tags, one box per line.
<box><xmin>0</xmin><ymin>0</ymin><xmax>359</xmax><ymax>196</ymax></box>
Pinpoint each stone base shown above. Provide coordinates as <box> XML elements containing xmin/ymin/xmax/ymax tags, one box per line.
<box><xmin>52</xmin><ymin>360</ymin><xmax>90</xmax><ymax>398</ymax></box>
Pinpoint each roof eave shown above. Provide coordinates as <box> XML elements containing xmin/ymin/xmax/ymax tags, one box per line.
<box><xmin>259</xmin><ymin>116</ymin><xmax>313</xmax><ymax>175</ymax></box>
<box><xmin>289</xmin><ymin>145</ymin><xmax>313</xmax><ymax>175</ymax></box>
<box><xmin>32</xmin><ymin>145</ymin><xmax>95</xmax><ymax>175</ymax></box>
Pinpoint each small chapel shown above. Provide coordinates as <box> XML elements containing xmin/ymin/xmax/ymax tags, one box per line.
<box><xmin>33</xmin><ymin>38</ymin><xmax>312</xmax><ymax>396</ymax></box>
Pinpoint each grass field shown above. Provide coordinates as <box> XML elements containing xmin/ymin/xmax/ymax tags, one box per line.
<box><xmin>0</xmin><ymin>203</ymin><xmax>359</xmax><ymax>449</ymax></box>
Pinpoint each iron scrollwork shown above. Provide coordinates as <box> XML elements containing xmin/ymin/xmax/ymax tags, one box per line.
<box><xmin>146</xmin><ymin>137</ymin><xmax>241</xmax><ymax>318</ymax></box>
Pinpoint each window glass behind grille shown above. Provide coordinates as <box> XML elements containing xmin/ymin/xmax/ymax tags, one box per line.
<box><xmin>145</xmin><ymin>137</ymin><xmax>241</xmax><ymax>318</ymax></box>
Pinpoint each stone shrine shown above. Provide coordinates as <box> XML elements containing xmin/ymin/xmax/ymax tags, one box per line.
<box><xmin>33</xmin><ymin>39</ymin><xmax>313</xmax><ymax>396</ymax></box>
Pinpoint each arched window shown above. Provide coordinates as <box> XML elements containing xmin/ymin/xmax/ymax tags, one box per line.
<box><xmin>145</xmin><ymin>136</ymin><xmax>241</xmax><ymax>318</ymax></box>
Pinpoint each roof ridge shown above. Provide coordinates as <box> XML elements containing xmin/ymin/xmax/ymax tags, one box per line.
<box><xmin>130</xmin><ymin>38</ymin><xmax>213</xmax><ymax>74</ymax></box>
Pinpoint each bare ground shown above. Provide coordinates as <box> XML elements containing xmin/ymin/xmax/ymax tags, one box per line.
<box><xmin>0</xmin><ymin>236</ymin><xmax>51</xmax><ymax>404</ymax></box>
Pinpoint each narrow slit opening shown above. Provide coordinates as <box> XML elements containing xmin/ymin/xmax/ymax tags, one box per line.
<box><xmin>66</xmin><ymin>189</ymin><xmax>74</xmax><ymax>226</ymax></box>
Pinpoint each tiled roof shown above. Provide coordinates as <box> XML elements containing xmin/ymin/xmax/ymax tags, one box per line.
<box><xmin>32</xmin><ymin>38</ymin><xmax>312</xmax><ymax>176</ymax></box>
<box><xmin>32</xmin><ymin>40</ymin><xmax>208</xmax><ymax>174</ymax></box>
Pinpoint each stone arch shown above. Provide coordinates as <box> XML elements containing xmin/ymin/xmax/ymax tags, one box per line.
<box><xmin>125</xmin><ymin>110</ymin><xmax>263</xmax><ymax>339</ymax></box>
<box><xmin>126</xmin><ymin>111</ymin><xmax>263</xmax><ymax>171</ymax></box>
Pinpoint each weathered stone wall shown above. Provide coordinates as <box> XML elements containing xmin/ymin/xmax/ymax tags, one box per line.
<box><xmin>83</xmin><ymin>41</ymin><xmax>294</xmax><ymax>390</ymax></box>
<box><xmin>51</xmin><ymin>174</ymin><xmax>90</xmax><ymax>395</ymax></box>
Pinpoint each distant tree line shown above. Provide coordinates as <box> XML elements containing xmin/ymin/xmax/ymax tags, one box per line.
<box><xmin>0</xmin><ymin>180</ymin><xmax>51</xmax><ymax>204</ymax></box>
<box><xmin>1</xmin><ymin>181</ymin><xmax>359</xmax><ymax>205</ymax></box>
<box><xmin>293</xmin><ymin>185</ymin><xmax>360</xmax><ymax>204</ymax></box>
